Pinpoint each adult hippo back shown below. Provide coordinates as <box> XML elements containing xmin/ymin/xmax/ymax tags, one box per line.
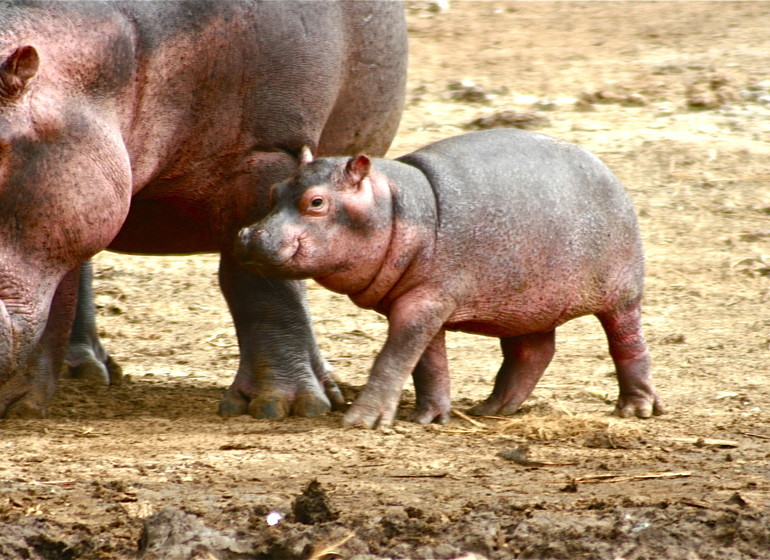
<box><xmin>0</xmin><ymin>1</ymin><xmax>407</xmax><ymax>418</ymax></box>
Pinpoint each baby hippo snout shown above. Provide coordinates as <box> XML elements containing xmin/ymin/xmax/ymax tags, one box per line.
<box><xmin>235</xmin><ymin>225</ymin><xmax>270</xmax><ymax>266</ymax></box>
<box><xmin>235</xmin><ymin>219</ymin><xmax>301</xmax><ymax>272</ymax></box>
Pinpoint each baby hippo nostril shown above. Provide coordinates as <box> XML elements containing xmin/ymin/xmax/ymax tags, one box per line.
<box><xmin>236</xmin><ymin>227</ymin><xmax>258</xmax><ymax>260</ymax></box>
<box><xmin>236</xmin><ymin>225</ymin><xmax>276</xmax><ymax>267</ymax></box>
<box><xmin>238</xmin><ymin>227</ymin><xmax>265</xmax><ymax>247</ymax></box>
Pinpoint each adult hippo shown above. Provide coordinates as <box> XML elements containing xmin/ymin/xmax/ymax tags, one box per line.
<box><xmin>0</xmin><ymin>1</ymin><xmax>407</xmax><ymax>418</ymax></box>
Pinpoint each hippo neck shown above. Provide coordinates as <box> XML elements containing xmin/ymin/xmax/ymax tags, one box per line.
<box><xmin>346</xmin><ymin>163</ymin><xmax>437</xmax><ymax>312</ymax></box>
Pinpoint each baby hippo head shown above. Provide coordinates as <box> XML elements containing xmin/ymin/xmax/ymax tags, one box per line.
<box><xmin>236</xmin><ymin>148</ymin><xmax>393</xmax><ymax>286</ymax></box>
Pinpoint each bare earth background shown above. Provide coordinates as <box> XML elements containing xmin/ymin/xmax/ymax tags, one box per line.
<box><xmin>1</xmin><ymin>2</ymin><xmax>769</xmax><ymax>559</ymax></box>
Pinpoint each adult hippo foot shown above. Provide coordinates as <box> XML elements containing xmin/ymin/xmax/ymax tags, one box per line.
<box><xmin>65</xmin><ymin>345</ymin><xmax>123</xmax><ymax>388</ymax></box>
<box><xmin>66</xmin><ymin>354</ymin><xmax>123</xmax><ymax>387</ymax></box>
<box><xmin>1</xmin><ymin>387</ymin><xmax>51</xmax><ymax>419</ymax></box>
<box><xmin>219</xmin><ymin>386</ymin><xmax>335</xmax><ymax>419</ymax></box>
<box><xmin>613</xmin><ymin>391</ymin><xmax>665</xmax><ymax>419</ymax></box>
<box><xmin>64</xmin><ymin>260</ymin><xmax>123</xmax><ymax>388</ymax></box>
<box><xmin>219</xmin><ymin>364</ymin><xmax>344</xmax><ymax>419</ymax></box>
<box><xmin>5</xmin><ymin>397</ymin><xmax>46</xmax><ymax>419</ymax></box>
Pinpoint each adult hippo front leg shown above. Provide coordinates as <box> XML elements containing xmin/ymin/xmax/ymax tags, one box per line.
<box><xmin>217</xmin><ymin>255</ymin><xmax>343</xmax><ymax>419</ymax></box>
<box><xmin>65</xmin><ymin>260</ymin><xmax>122</xmax><ymax>387</ymax></box>
<box><xmin>2</xmin><ymin>266</ymin><xmax>81</xmax><ymax>418</ymax></box>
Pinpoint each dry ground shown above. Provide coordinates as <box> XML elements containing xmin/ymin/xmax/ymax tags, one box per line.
<box><xmin>1</xmin><ymin>2</ymin><xmax>769</xmax><ymax>559</ymax></box>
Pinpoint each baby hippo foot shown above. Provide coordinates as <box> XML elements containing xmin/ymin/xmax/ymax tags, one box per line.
<box><xmin>407</xmin><ymin>399</ymin><xmax>451</xmax><ymax>425</ymax></box>
<box><xmin>408</xmin><ymin>373</ymin><xmax>451</xmax><ymax>424</ymax></box>
<box><xmin>342</xmin><ymin>389</ymin><xmax>402</xmax><ymax>429</ymax></box>
<box><xmin>466</xmin><ymin>396</ymin><xmax>525</xmax><ymax>417</ymax></box>
<box><xmin>614</xmin><ymin>390</ymin><xmax>665</xmax><ymax>418</ymax></box>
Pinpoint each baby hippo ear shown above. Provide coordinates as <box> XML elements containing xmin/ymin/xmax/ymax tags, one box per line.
<box><xmin>344</xmin><ymin>154</ymin><xmax>371</xmax><ymax>185</ymax></box>
<box><xmin>298</xmin><ymin>146</ymin><xmax>314</xmax><ymax>167</ymax></box>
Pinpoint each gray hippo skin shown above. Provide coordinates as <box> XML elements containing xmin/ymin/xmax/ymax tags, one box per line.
<box><xmin>237</xmin><ymin>129</ymin><xmax>664</xmax><ymax>428</ymax></box>
<box><xmin>0</xmin><ymin>1</ymin><xmax>407</xmax><ymax>418</ymax></box>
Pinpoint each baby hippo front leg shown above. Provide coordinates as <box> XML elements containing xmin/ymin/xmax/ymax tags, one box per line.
<box><xmin>343</xmin><ymin>296</ymin><xmax>453</xmax><ymax>428</ymax></box>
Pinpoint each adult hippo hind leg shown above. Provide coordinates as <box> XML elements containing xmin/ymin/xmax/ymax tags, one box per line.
<box><xmin>217</xmin><ymin>255</ymin><xmax>344</xmax><ymax>419</ymax></box>
<box><xmin>65</xmin><ymin>260</ymin><xmax>123</xmax><ymax>387</ymax></box>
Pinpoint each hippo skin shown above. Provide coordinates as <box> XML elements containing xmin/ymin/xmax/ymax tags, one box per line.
<box><xmin>236</xmin><ymin>129</ymin><xmax>664</xmax><ymax>428</ymax></box>
<box><xmin>0</xmin><ymin>1</ymin><xmax>407</xmax><ymax>418</ymax></box>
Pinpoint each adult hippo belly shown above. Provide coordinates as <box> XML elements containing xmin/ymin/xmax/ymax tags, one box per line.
<box><xmin>0</xmin><ymin>1</ymin><xmax>407</xmax><ymax>418</ymax></box>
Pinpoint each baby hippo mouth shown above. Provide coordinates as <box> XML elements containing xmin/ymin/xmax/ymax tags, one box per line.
<box><xmin>235</xmin><ymin>225</ymin><xmax>299</xmax><ymax>271</ymax></box>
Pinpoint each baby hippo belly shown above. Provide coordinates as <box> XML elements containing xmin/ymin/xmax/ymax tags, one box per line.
<box><xmin>444</xmin><ymin>300</ymin><xmax>574</xmax><ymax>338</ymax></box>
<box><xmin>439</xmin><ymin>260</ymin><xmax>610</xmax><ymax>338</ymax></box>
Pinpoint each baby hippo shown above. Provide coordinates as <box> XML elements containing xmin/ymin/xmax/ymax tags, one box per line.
<box><xmin>236</xmin><ymin>129</ymin><xmax>663</xmax><ymax>428</ymax></box>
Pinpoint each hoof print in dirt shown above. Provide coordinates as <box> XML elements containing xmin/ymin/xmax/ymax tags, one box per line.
<box><xmin>292</xmin><ymin>479</ymin><xmax>338</xmax><ymax>525</ymax></box>
<box><xmin>138</xmin><ymin>507</ymin><xmax>256</xmax><ymax>560</ymax></box>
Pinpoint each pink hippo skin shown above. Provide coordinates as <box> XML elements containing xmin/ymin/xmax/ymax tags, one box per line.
<box><xmin>0</xmin><ymin>1</ymin><xmax>406</xmax><ymax>418</ymax></box>
<box><xmin>237</xmin><ymin>129</ymin><xmax>664</xmax><ymax>428</ymax></box>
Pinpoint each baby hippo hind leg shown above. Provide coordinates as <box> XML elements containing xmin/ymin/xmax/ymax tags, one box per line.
<box><xmin>409</xmin><ymin>329</ymin><xmax>451</xmax><ymax>424</ymax></box>
<box><xmin>597</xmin><ymin>303</ymin><xmax>664</xmax><ymax>418</ymax></box>
<box><xmin>467</xmin><ymin>330</ymin><xmax>556</xmax><ymax>416</ymax></box>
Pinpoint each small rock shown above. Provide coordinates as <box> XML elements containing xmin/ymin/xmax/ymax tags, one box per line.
<box><xmin>534</xmin><ymin>99</ymin><xmax>558</xmax><ymax>111</ymax></box>
<box><xmin>447</xmin><ymin>79</ymin><xmax>494</xmax><ymax>103</ymax></box>
<box><xmin>661</xmin><ymin>333</ymin><xmax>686</xmax><ymax>344</ymax></box>
<box><xmin>429</xmin><ymin>0</ymin><xmax>450</xmax><ymax>12</ymax></box>
<box><xmin>579</xmin><ymin>88</ymin><xmax>648</xmax><ymax>107</ymax></box>
<box><xmin>624</xmin><ymin>92</ymin><xmax>648</xmax><ymax>106</ymax></box>
<box><xmin>534</xmin><ymin>96</ymin><xmax>578</xmax><ymax>111</ymax></box>
<box><xmin>574</xmin><ymin>98</ymin><xmax>596</xmax><ymax>112</ymax></box>
<box><xmin>686</xmin><ymin>72</ymin><xmax>738</xmax><ymax>109</ymax></box>
<box><xmin>465</xmin><ymin>110</ymin><xmax>549</xmax><ymax>130</ymax></box>
<box><xmin>653</xmin><ymin>102</ymin><xmax>676</xmax><ymax>116</ymax></box>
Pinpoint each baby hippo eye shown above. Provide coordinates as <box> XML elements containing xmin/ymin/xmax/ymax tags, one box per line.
<box><xmin>303</xmin><ymin>194</ymin><xmax>328</xmax><ymax>214</ymax></box>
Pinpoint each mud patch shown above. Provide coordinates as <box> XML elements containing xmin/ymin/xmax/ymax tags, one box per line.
<box><xmin>292</xmin><ymin>480</ymin><xmax>339</xmax><ymax>525</ymax></box>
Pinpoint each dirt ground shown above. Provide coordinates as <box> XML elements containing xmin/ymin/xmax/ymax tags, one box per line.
<box><xmin>2</xmin><ymin>2</ymin><xmax>769</xmax><ymax>559</ymax></box>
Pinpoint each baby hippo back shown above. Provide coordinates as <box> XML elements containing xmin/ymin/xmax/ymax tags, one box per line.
<box><xmin>396</xmin><ymin>129</ymin><xmax>644</xmax><ymax>335</ymax></box>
